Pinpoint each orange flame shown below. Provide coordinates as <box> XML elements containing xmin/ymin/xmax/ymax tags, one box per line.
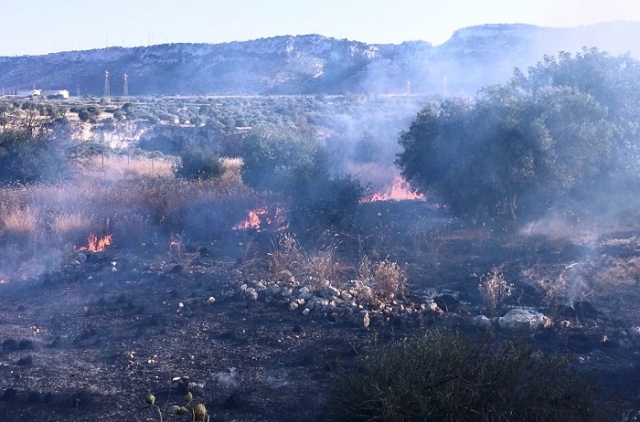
<box><xmin>362</xmin><ymin>176</ymin><xmax>425</xmax><ymax>202</ymax></box>
<box><xmin>78</xmin><ymin>234</ymin><xmax>113</xmax><ymax>253</ymax></box>
<box><xmin>234</xmin><ymin>207</ymin><xmax>289</xmax><ymax>231</ymax></box>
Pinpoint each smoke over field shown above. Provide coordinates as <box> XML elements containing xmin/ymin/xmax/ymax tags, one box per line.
<box><xmin>2</xmin><ymin>47</ymin><xmax>640</xmax><ymax>420</ymax></box>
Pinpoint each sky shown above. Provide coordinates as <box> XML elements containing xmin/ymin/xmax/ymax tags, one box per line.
<box><xmin>0</xmin><ymin>0</ymin><xmax>639</xmax><ymax>56</ymax></box>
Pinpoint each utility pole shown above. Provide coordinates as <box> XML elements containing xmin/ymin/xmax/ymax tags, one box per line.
<box><xmin>104</xmin><ymin>70</ymin><xmax>110</xmax><ymax>102</ymax></box>
<box><xmin>123</xmin><ymin>73</ymin><xmax>129</xmax><ymax>99</ymax></box>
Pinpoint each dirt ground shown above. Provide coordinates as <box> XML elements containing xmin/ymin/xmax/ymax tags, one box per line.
<box><xmin>2</xmin><ymin>201</ymin><xmax>640</xmax><ymax>421</ymax></box>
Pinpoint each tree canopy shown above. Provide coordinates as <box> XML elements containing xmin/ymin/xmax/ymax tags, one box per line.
<box><xmin>397</xmin><ymin>48</ymin><xmax>640</xmax><ymax>224</ymax></box>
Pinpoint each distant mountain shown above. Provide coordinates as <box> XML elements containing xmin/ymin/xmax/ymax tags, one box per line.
<box><xmin>1</xmin><ymin>21</ymin><xmax>639</xmax><ymax>96</ymax></box>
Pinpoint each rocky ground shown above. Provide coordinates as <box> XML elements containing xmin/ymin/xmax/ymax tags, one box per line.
<box><xmin>2</xmin><ymin>204</ymin><xmax>640</xmax><ymax>421</ymax></box>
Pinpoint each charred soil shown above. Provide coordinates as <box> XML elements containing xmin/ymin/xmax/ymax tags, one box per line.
<box><xmin>1</xmin><ymin>202</ymin><xmax>640</xmax><ymax>420</ymax></box>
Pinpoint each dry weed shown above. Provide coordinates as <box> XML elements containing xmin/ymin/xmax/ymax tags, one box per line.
<box><xmin>168</xmin><ymin>234</ymin><xmax>199</xmax><ymax>267</ymax></box>
<box><xmin>268</xmin><ymin>233</ymin><xmax>339</xmax><ymax>290</ymax></box>
<box><xmin>219</xmin><ymin>157</ymin><xmax>244</xmax><ymax>187</ymax></box>
<box><xmin>478</xmin><ymin>267</ymin><xmax>513</xmax><ymax>313</ymax></box>
<box><xmin>80</xmin><ymin>156</ymin><xmax>174</xmax><ymax>180</ymax></box>
<box><xmin>358</xmin><ymin>256</ymin><xmax>407</xmax><ymax>299</ymax></box>
<box><xmin>50</xmin><ymin>212</ymin><xmax>95</xmax><ymax>235</ymax></box>
<box><xmin>0</xmin><ymin>205</ymin><xmax>39</xmax><ymax>234</ymax></box>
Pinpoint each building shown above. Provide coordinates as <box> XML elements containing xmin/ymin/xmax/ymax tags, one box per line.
<box><xmin>15</xmin><ymin>89</ymin><xmax>69</xmax><ymax>99</ymax></box>
<box><xmin>17</xmin><ymin>89</ymin><xmax>42</xmax><ymax>97</ymax></box>
<box><xmin>42</xmin><ymin>90</ymin><xmax>70</xmax><ymax>99</ymax></box>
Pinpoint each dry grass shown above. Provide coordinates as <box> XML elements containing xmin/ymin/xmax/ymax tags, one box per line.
<box><xmin>268</xmin><ymin>233</ymin><xmax>339</xmax><ymax>289</ymax></box>
<box><xmin>49</xmin><ymin>212</ymin><xmax>96</xmax><ymax>235</ymax></box>
<box><xmin>268</xmin><ymin>234</ymin><xmax>408</xmax><ymax>299</ymax></box>
<box><xmin>79</xmin><ymin>156</ymin><xmax>175</xmax><ymax>180</ymax></box>
<box><xmin>0</xmin><ymin>152</ymin><xmax>249</xmax><ymax>250</ymax></box>
<box><xmin>478</xmin><ymin>267</ymin><xmax>514</xmax><ymax>313</ymax></box>
<box><xmin>0</xmin><ymin>205</ymin><xmax>39</xmax><ymax>235</ymax></box>
<box><xmin>219</xmin><ymin>157</ymin><xmax>244</xmax><ymax>187</ymax></box>
<box><xmin>358</xmin><ymin>256</ymin><xmax>407</xmax><ymax>299</ymax></box>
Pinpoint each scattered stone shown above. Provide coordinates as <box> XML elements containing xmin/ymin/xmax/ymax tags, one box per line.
<box><xmin>302</xmin><ymin>308</ymin><xmax>310</xmax><ymax>316</ymax></box>
<box><xmin>319</xmin><ymin>285</ymin><xmax>340</xmax><ymax>299</ymax></box>
<box><xmin>279</xmin><ymin>287</ymin><xmax>293</xmax><ymax>298</ymax></box>
<box><xmin>245</xmin><ymin>288</ymin><xmax>258</xmax><ymax>301</ymax></box>
<box><xmin>298</xmin><ymin>287</ymin><xmax>314</xmax><ymax>300</ymax></box>
<box><xmin>207</xmin><ymin>296</ymin><xmax>216</xmax><ymax>304</ymax></box>
<box><xmin>340</xmin><ymin>291</ymin><xmax>353</xmax><ymax>301</ymax></box>
<box><xmin>236</xmin><ymin>284</ymin><xmax>248</xmax><ymax>297</ymax></box>
<box><xmin>433</xmin><ymin>294</ymin><xmax>460</xmax><ymax>312</ymax></box>
<box><xmin>362</xmin><ymin>311</ymin><xmax>370</xmax><ymax>328</ymax></box>
<box><xmin>424</xmin><ymin>300</ymin><xmax>438</xmax><ymax>312</ymax></box>
<box><xmin>472</xmin><ymin>315</ymin><xmax>491</xmax><ymax>329</ymax></box>
<box><xmin>497</xmin><ymin>308</ymin><xmax>550</xmax><ymax>331</ymax></box>
<box><xmin>288</xmin><ymin>301</ymin><xmax>299</xmax><ymax>311</ymax></box>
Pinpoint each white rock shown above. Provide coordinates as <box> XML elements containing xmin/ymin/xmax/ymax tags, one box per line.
<box><xmin>302</xmin><ymin>308</ymin><xmax>310</xmax><ymax>316</ymax></box>
<box><xmin>280</xmin><ymin>287</ymin><xmax>293</xmax><ymax>298</ymax></box>
<box><xmin>246</xmin><ymin>288</ymin><xmax>258</xmax><ymax>301</ymax></box>
<box><xmin>497</xmin><ymin>308</ymin><xmax>550</xmax><ymax>330</ymax></box>
<box><xmin>472</xmin><ymin>315</ymin><xmax>491</xmax><ymax>329</ymax></box>
<box><xmin>266</xmin><ymin>285</ymin><xmax>281</xmax><ymax>296</ymax></box>
<box><xmin>298</xmin><ymin>287</ymin><xmax>314</xmax><ymax>300</ymax></box>
<box><xmin>319</xmin><ymin>285</ymin><xmax>340</xmax><ymax>298</ymax></box>
<box><xmin>340</xmin><ymin>291</ymin><xmax>353</xmax><ymax>301</ymax></box>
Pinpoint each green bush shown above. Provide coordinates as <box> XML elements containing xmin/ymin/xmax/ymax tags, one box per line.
<box><xmin>175</xmin><ymin>149</ymin><xmax>224</xmax><ymax>181</ymax></box>
<box><xmin>0</xmin><ymin>123</ymin><xmax>75</xmax><ymax>185</ymax></box>
<box><xmin>331</xmin><ymin>329</ymin><xmax>608</xmax><ymax>422</ymax></box>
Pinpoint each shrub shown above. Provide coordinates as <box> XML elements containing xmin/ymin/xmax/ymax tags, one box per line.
<box><xmin>268</xmin><ymin>233</ymin><xmax>339</xmax><ymax>289</ymax></box>
<box><xmin>0</xmin><ymin>205</ymin><xmax>39</xmax><ymax>235</ymax></box>
<box><xmin>358</xmin><ymin>256</ymin><xmax>407</xmax><ymax>300</ymax></box>
<box><xmin>478</xmin><ymin>267</ymin><xmax>514</xmax><ymax>314</ymax></box>
<box><xmin>0</xmin><ymin>124</ymin><xmax>75</xmax><ymax>185</ymax></box>
<box><xmin>331</xmin><ymin>329</ymin><xmax>608</xmax><ymax>422</ymax></box>
<box><xmin>175</xmin><ymin>149</ymin><xmax>224</xmax><ymax>181</ymax></box>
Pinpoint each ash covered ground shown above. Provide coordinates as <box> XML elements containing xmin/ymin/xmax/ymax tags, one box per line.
<box><xmin>1</xmin><ymin>197</ymin><xmax>640</xmax><ymax>421</ymax></box>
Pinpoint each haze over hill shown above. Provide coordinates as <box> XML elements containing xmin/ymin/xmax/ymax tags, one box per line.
<box><xmin>1</xmin><ymin>21</ymin><xmax>639</xmax><ymax>96</ymax></box>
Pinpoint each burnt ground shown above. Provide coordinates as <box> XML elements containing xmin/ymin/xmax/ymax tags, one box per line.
<box><xmin>2</xmin><ymin>201</ymin><xmax>640</xmax><ymax>421</ymax></box>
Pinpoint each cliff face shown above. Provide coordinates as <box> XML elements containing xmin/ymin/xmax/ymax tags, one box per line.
<box><xmin>1</xmin><ymin>22</ymin><xmax>638</xmax><ymax>96</ymax></box>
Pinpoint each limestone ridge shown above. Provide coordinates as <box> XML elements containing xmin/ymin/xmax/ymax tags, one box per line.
<box><xmin>0</xmin><ymin>22</ymin><xmax>639</xmax><ymax>96</ymax></box>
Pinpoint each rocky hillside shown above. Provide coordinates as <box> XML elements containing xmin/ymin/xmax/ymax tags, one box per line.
<box><xmin>1</xmin><ymin>21</ymin><xmax>639</xmax><ymax>96</ymax></box>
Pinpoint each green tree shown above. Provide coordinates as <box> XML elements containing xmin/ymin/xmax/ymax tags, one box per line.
<box><xmin>397</xmin><ymin>49</ymin><xmax>636</xmax><ymax>224</ymax></box>
<box><xmin>0</xmin><ymin>119</ymin><xmax>76</xmax><ymax>185</ymax></box>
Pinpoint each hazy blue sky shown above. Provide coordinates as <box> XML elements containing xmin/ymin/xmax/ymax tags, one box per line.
<box><xmin>0</xmin><ymin>0</ymin><xmax>638</xmax><ymax>56</ymax></box>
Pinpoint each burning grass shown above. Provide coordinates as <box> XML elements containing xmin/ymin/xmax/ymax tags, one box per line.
<box><xmin>0</xmin><ymin>155</ymin><xmax>251</xmax><ymax>278</ymax></box>
<box><xmin>361</xmin><ymin>176</ymin><xmax>425</xmax><ymax>203</ymax></box>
